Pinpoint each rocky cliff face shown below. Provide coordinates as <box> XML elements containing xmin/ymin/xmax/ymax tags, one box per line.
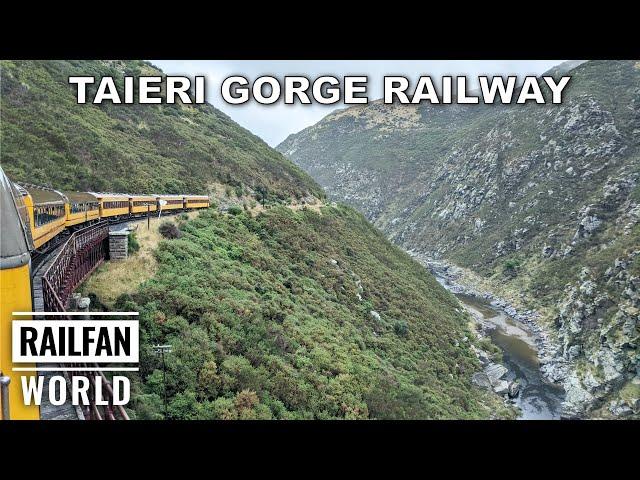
<box><xmin>278</xmin><ymin>60</ymin><xmax>640</xmax><ymax>418</ymax></box>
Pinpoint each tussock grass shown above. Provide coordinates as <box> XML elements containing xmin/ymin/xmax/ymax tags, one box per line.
<box><xmin>81</xmin><ymin>211</ymin><xmax>198</xmax><ymax>306</ymax></box>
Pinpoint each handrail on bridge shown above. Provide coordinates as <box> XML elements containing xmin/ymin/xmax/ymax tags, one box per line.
<box><xmin>42</xmin><ymin>221</ymin><xmax>109</xmax><ymax>312</ymax></box>
<box><xmin>39</xmin><ymin>221</ymin><xmax>129</xmax><ymax>420</ymax></box>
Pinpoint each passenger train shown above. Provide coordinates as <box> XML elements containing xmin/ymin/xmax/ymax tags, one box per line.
<box><xmin>0</xmin><ymin>167</ymin><xmax>210</xmax><ymax>419</ymax></box>
<box><xmin>14</xmin><ymin>183</ymin><xmax>210</xmax><ymax>250</ymax></box>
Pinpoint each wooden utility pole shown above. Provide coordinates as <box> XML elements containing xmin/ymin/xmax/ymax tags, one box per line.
<box><xmin>153</xmin><ymin>344</ymin><xmax>172</xmax><ymax>419</ymax></box>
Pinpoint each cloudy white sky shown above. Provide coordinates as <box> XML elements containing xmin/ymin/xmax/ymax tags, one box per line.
<box><xmin>152</xmin><ymin>60</ymin><xmax>564</xmax><ymax>146</ymax></box>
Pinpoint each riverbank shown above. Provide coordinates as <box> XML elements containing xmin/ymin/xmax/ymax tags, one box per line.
<box><xmin>459</xmin><ymin>293</ymin><xmax>565</xmax><ymax>419</ymax></box>
<box><xmin>408</xmin><ymin>250</ymin><xmax>568</xmax><ymax>418</ymax></box>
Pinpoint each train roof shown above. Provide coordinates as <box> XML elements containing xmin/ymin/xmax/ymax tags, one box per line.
<box><xmin>89</xmin><ymin>192</ymin><xmax>130</xmax><ymax>199</ymax></box>
<box><xmin>129</xmin><ymin>194</ymin><xmax>156</xmax><ymax>199</ymax></box>
<box><xmin>183</xmin><ymin>194</ymin><xmax>209</xmax><ymax>199</ymax></box>
<box><xmin>17</xmin><ymin>183</ymin><xmax>67</xmax><ymax>205</ymax></box>
<box><xmin>63</xmin><ymin>191</ymin><xmax>99</xmax><ymax>203</ymax></box>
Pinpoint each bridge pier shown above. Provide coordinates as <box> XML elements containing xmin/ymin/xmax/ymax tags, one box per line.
<box><xmin>108</xmin><ymin>230</ymin><xmax>130</xmax><ymax>260</ymax></box>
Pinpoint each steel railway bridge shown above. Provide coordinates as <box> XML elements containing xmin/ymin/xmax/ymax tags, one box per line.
<box><xmin>35</xmin><ymin>221</ymin><xmax>130</xmax><ymax>420</ymax></box>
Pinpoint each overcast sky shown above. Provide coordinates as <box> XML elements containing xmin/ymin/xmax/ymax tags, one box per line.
<box><xmin>152</xmin><ymin>60</ymin><xmax>564</xmax><ymax>147</ymax></box>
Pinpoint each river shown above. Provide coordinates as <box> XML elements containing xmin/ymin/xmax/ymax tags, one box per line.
<box><xmin>455</xmin><ymin>292</ymin><xmax>565</xmax><ymax>419</ymax></box>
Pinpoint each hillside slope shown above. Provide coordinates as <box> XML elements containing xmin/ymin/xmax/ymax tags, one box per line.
<box><xmin>278</xmin><ymin>60</ymin><xmax>640</xmax><ymax>418</ymax></box>
<box><xmin>0</xmin><ymin>59</ymin><xmax>506</xmax><ymax>419</ymax></box>
<box><xmin>104</xmin><ymin>206</ymin><xmax>510</xmax><ymax>419</ymax></box>
<box><xmin>0</xmin><ymin>60</ymin><xmax>321</xmax><ymax>199</ymax></box>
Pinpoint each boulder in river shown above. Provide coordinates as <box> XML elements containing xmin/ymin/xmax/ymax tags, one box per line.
<box><xmin>484</xmin><ymin>363</ymin><xmax>508</xmax><ymax>381</ymax></box>
<box><xmin>508</xmin><ymin>381</ymin><xmax>521</xmax><ymax>398</ymax></box>
<box><xmin>484</xmin><ymin>363</ymin><xmax>512</xmax><ymax>395</ymax></box>
<box><xmin>493</xmin><ymin>380</ymin><xmax>510</xmax><ymax>395</ymax></box>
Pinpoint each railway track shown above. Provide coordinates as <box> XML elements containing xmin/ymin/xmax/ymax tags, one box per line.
<box><xmin>30</xmin><ymin>232</ymin><xmax>71</xmax><ymax>272</ymax></box>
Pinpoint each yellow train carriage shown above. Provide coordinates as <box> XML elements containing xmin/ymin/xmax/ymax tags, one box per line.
<box><xmin>130</xmin><ymin>195</ymin><xmax>158</xmax><ymax>215</ymax></box>
<box><xmin>1</xmin><ymin>167</ymin><xmax>39</xmax><ymax>419</ymax></box>
<box><xmin>93</xmin><ymin>193</ymin><xmax>131</xmax><ymax>219</ymax></box>
<box><xmin>64</xmin><ymin>191</ymin><xmax>100</xmax><ymax>227</ymax></box>
<box><xmin>157</xmin><ymin>194</ymin><xmax>184</xmax><ymax>211</ymax></box>
<box><xmin>184</xmin><ymin>195</ymin><xmax>210</xmax><ymax>209</ymax></box>
<box><xmin>17</xmin><ymin>184</ymin><xmax>67</xmax><ymax>250</ymax></box>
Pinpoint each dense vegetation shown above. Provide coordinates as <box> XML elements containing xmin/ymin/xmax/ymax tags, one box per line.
<box><xmin>0</xmin><ymin>60</ymin><xmax>322</xmax><ymax>199</ymax></box>
<box><xmin>110</xmin><ymin>206</ymin><xmax>504</xmax><ymax>419</ymax></box>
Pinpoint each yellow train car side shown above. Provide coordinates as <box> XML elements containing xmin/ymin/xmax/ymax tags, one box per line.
<box><xmin>19</xmin><ymin>186</ymin><xmax>67</xmax><ymax>250</ymax></box>
<box><xmin>157</xmin><ymin>195</ymin><xmax>184</xmax><ymax>211</ymax></box>
<box><xmin>130</xmin><ymin>195</ymin><xmax>158</xmax><ymax>215</ymax></box>
<box><xmin>95</xmin><ymin>194</ymin><xmax>130</xmax><ymax>219</ymax></box>
<box><xmin>64</xmin><ymin>191</ymin><xmax>100</xmax><ymax>228</ymax></box>
<box><xmin>1</xmin><ymin>170</ymin><xmax>39</xmax><ymax>419</ymax></box>
<box><xmin>184</xmin><ymin>195</ymin><xmax>210</xmax><ymax>209</ymax></box>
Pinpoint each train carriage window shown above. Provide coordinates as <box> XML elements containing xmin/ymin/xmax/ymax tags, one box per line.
<box><xmin>70</xmin><ymin>202</ymin><xmax>99</xmax><ymax>213</ymax></box>
<box><xmin>34</xmin><ymin>204</ymin><xmax>65</xmax><ymax>227</ymax></box>
<box><xmin>104</xmin><ymin>201</ymin><xmax>129</xmax><ymax>209</ymax></box>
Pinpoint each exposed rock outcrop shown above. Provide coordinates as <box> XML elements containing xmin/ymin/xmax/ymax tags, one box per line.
<box><xmin>553</xmin><ymin>251</ymin><xmax>640</xmax><ymax>417</ymax></box>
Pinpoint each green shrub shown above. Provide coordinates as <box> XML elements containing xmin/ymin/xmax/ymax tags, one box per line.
<box><xmin>255</xmin><ymin>185</ymin><xmax>268</xmax><ymax>206</ymax></box>
<box><xmin>502</xmin><ymin>259</ymin><xmax>521</xmax><ymax>278</ymax></box>
<box><xmin>159</xmin><ymin>221</ymin><xmax>181</xmax><ymax>239</ymax></box>
<box><xmin>227</xmin><ymin>206</ymin><xmax>243</xmax><ymax>216</ymax></box>
<box><xmin>394</xmin><ymin>320</ymin><xmax>409</xmax><ymax>337</ymax></box>
<box><xmin>128</xmin><ymin>232</ymin><xmax>140</xmax><ymax>254</ymax></box>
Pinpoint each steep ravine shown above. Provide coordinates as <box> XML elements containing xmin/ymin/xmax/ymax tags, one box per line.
<box><xmin>418</xmin><ymin>255</ymin><xmax>567</xmax><ymax>418</ymax></box>
<box><xmin>278</xmin><ymin>60</ymin><xmax>640</xmax><ymax>418</ymax></box>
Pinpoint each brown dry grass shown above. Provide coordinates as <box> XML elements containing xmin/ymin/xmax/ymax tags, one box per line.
<box><xmin>80</xmin><ymin>211</ymin><xmax>198</xmax><ymax>307</ymax></box>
